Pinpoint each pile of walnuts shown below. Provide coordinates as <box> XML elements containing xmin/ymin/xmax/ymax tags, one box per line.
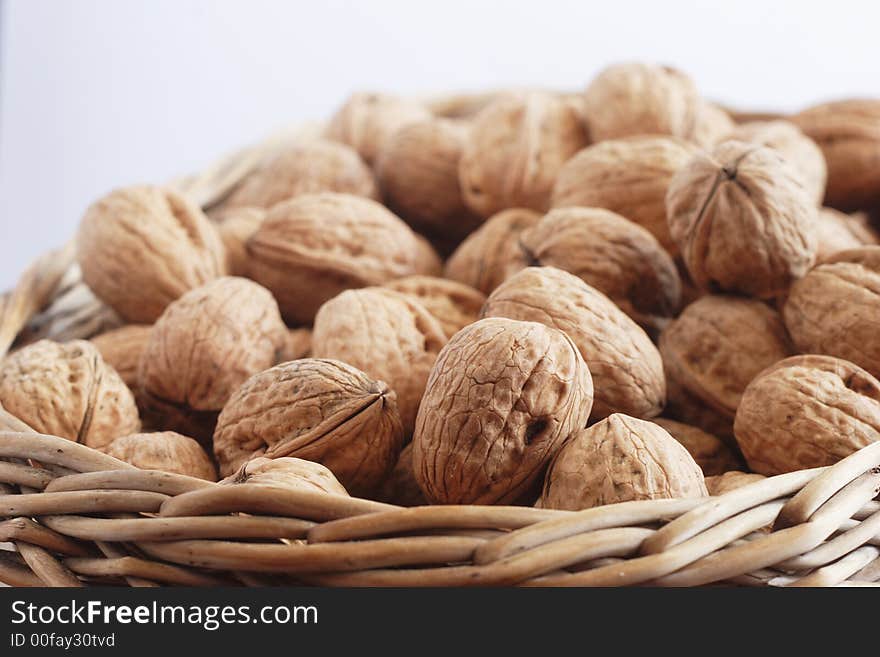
<box><xmin>5</xmin><ymin>61</ymin><xmax>880</xmax><ymax>510</ymax></box>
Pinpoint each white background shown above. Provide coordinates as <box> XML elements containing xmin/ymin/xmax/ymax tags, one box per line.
<box><xmin>1</xmin><ymin>0</ymin><xmax>879</xmax><ymax>288</ymax></box>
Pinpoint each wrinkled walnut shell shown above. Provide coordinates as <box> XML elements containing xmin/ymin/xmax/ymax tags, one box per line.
<box><xmin>91</xmin><ymin>324</ymin><xmax>152</xmax><ymax>390</ymax></box>
<box><xmin>814</xmin><ymin>208</ymin><xmax>878</xmax><ymax>263</ymax></box>
<box><xmin>103</xmin><ymin>431</ymin><xmax>216</xmax><ymax>481</ymax></box>
<box><xmin>213</xmin><ymin>206</ymin><xmax>265</xmax><ymax>277</ymax></box>
<box><xmin>220</xmin><ymin>456</ymin><xmax>348</xmax><ymax>497</ymax></box>
<box><xmin>383</xmin><ymin>275</ymin><xmax>485</xmax><ymax>339</ymax></box>
<box><xmin>374</xmin><ymin>443</ymin><xmax>427</xmax><ymax>507</ymax></box>
<box><xmin>705</xmin><ymin>471</ymin><xmax>765</xmax><ymax>496</ymax></box>
<box><xmin>652</xmin><ymin>418</ymin><xmax>743</xmax><ymax>476</ymax></box>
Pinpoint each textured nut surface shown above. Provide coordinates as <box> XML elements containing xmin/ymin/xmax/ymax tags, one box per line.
<box><xmin>666</xmin><ymin>141</ymin><xmax>818</xmax><ymax>298</ymax></box>
<box><xmin>0</xmin><ymin>340</ymin><xmax>140</xmax><ymax>448</ymax></box>
<box><xmin>91</xmin><ymin>324</ymin><xmax>152</xmax><ymax>390</ymax></box>
<box><xmin>664</xmin><ymin>374</ymin><xmax>735</xmax><ymax>442</ymax></box>
<box><xmin>734</xmin><ymin>355</ymin><xmax>880</xmax><ymax>475</ymax></box>
<box><xmin>213</xmin><ymin>359</ymin><xmax>403</xmax><ymax>493</ymax></box>
<box><xmin>213</xmin><ymin>206</ymin><xmax>265</xmax><ymax>277</ymax></box>
<box><xmin>325</xmin><ymin>92</ymin><xmax>431</xmax><ymax>165</ymax></box>
<box><xmin>139</xmin><ymin>277</ymin><xmax>286</xmax><ymax>414</ymax></box>
<box><xmin>413</xmin><ymin>317</ymin><xmax>593</xmax><ymax>505</ymax></box>
<box><xmin>247</xmin><ymin>192</ymin><xmax>432</xmax><ymax>324</ymax></box>
<box><xmin>459</xmin><ymin>92</ymin><xmax>588</xmax><ymax>217</ymax></box>
<box><xmin>482</xmin><ymin>267</ymin><xmax>665</xmax><ymax>420</ymax></box>
<box><xmin>660</xmin><ymin>295</ymin><xmax>794</xmax><ymax>418</ymax></box>
<box><xmin>220</xmin><ymin>456</ymin><xmax>348</xmax><ymax>496</ymax></box>
<box><xmin>103</xmin><ymin>431</ymin><xmax>216</xmax><ymax>480</ymax></box>
<box><xmin>311</xmin><ymin>288</ymin><xmax>446</xmax><ymax>435</ymax></box>
<box><xmin>691</xmin><ymin>102</ymin><xmax>735</xmax><ymax>148</ymax></box>
<box><xmin>728</xmin><ymin>120</ymin><xmax>827</xmax><ymax>205</ymax></box>
<box><xmin>652</xmin><ymin>418</ymin><xmax>743</xmax><ymax>476</ymax></box>
<box><xmin>551</xmin><ymin>136</ymin><xmax>696</xmax><ymax>254</ymax></box>
<box><xmin>278</xmin><ymin>328</ymin><xmax>312</xmax><ymax>363</ymax></box>
<box><xmin>383</xmin><ymin>275</ymin><xmax>485</xmax><ymax>338</ymax></box>
<box><xmin>520</xmin><ymin>207</ymin><xmax>681</xmax><ymax>333</ymax></box>
<box><xmin>374</xmin><ymin>443</ymin><xmax>427</xmax><ymax>507</ymax></box>
<box><xmin>443</xmin><ymin>208</ymin><xmax>541</xmax><ymax>294</ymax></box>
<box><xmin>705</xmin><ymin>471</ymin><xmax>765</xmax><ymax>496</ymax></box>
<box><xmin>76</xmin><ymin>185</ymin><xmax>226</xmax><ymax>323</ymax></box>
<box><xmin>815</xmin><ymin>207</ymin><xmax>878</xmax><ymax>262</ymax></box>
<box><xmin>538</xmin><ymin>414</ymin><xmax>707</xmax><ymax>510</ymax></box>
<box><xmin>583</xmin><ymin>63</ymin><xmax>701</xmax><ymax>142</ymax></box>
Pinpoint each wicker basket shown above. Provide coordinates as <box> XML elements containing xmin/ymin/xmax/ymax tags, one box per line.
<box><xmin>1</xmin><ymin>118</ymin><xmax>879</xmax><ymax>588</ymax></box>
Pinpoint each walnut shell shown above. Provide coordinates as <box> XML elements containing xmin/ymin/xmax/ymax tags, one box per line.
<box><xmin>551</xmin><ymin>136</ymin><xmax>697</xmax><ymax>255</ymax></box>
<box><xmin>538</xmin><ymin>414</ymin><xmax>707</xmax><ymax>511</ymax></box>
<box><xmin>246</xmin><ymin>192</ymin><xmax>434</xmax><ymax>324</ymax></box>
<box><xmin>734</xmin><ymin>355</ymin><xmax>880</xmax><ymax>475</ymax></box>
<box><xmin>91</xmin><ymin>324</ymin><xmax>152</xmax><ymax>390</ymax></box>
<box><xmin>482</xmin><ymin>267</ymin><xmax>665</xmax><ymax>420</ymax></box>
<box><xmin>727</xmin><ymin>120</ymin><xmax>827</xmax><ymax>205</ymax></box>
<box><xmin>138</xmin><ymin>277</ymin><xmax>286</xmax><ymax>419</ymax></box>
<box><xmin>664</xmin><ymin>374</ymin><xmax>735</xmax><ymax>442</ymax></box>
<box><xmin>459</xmin><ymin>92</ymin><xmax>588</xmax><ymax>217</ymax></box>
<box><xmin>311</xmin><ymin>288</ymin><xmax>446</xmax><ymax>435</ymax></box>
<box><xmin>792</xmin><ymin>99</ymin><xmax>880</xmax><ymax>211</ymax></box>
<box><xmin>221</xmin><ymin>456</ymin><xmax>348</xmax><ymax>496</ymax></box>
<box><xmin>374</xmin><ymin>443</ymin><xmax>427</xmax><ymax>507</ymax></box>
<box><xmin>705</xmin><ymin>471</ymin><xmax>765</xmax><ymax>496</ymax></box>
<box><xmin>325</xmin><ymin>92</ymin><xmax>431</xmax><ymax>165</ymax></box>
<box><xmin>815</xmin><ymin>207</ymin><xmax>878</xmax><ymax>262</ymax></box>
<box><xmin>652</xmin><ymin>418</ymin><xmax>743</xmax><ymax>476</ymax></box>
<box><xmin>278</xmin><ymin>328</ymin><xmax>312</xmax><ymax>363</ymax></box>
<box><xmin>213</xmin><ymin>359</ymin><xmax>403</xmax><ymax>494</ymax></box>
<box><xmin>519</xmin><ymin>207</ymin><xmax>681</xmax><ymax>334</ymax></box>
<box><xmin>103</xmin><ymin>431</ymin><xmax>216</xmax><ymax>480</ymax></box>
<box><xmin>660</xmin><ymin>295</ymin><xmax>794</xmax><ymax>419</ymax></box>
<box><xmin>0</xmin><ymin>340</ymin><xmax>140</xmax><ymax>448</ymax></box>
<box><xmin>412</xmin><ymin>317</ymin><xmax>593</xmax><ymax>505</ymax></box>
<box><xmin>76</xmin><ymin>185</ymin><xmax>226</xmax><ymax>323</ymax></box>
<box><xmin>443</xmin><ymin>208</ymin><xmax>541</xmax><ymax>294</ymax></box>
<box><xmin>666</xmin><ymin>140</ymin><xmax>818</xmax><ymax>298</ymax></box>
<box><xmin>691</xmin><ymin>102</ymin><xmax>735</xmax><ymax>148</ymax></box>
<box><xmin>383</xmin><ymin>275</ymin><xmax>485</xmax><ymax>338</ymax></box>
<box><xmin>583</xmin><ymin>63</ymin><xmax>702</xmax><ymax>142</ymax></box>
<box><xmin>213</xmin><ymin>206</ymin><xmax>265</xmax><ymax>277</ymax></box>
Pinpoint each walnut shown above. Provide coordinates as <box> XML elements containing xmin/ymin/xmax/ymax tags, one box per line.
<box><xmin>76</xmin><ymin>186</ymin><xmax>226</xmax><ymax>323</ymax></box>
<box><xmin>220</xmin><ymin>456</ymin><xmax>348</xmax><ymax>497</ymax></box>
<box><xmin>538</xmin><ymin>414</ymin><xmax>707</xmax><ymax>511</ymax></box>
<box><xmin>103</xmin><ymin>431</ymin><xmax>216</xmax><ymax>481</ymax></box>
<box><xmin>412</xmin><ymin>317</ymin><xmax>593</xmax><ymax>505</ymax></box>
<box><xmin>705</xmin><ymin>471</ymin><xmax>765</xmax><ymax>496</ymax></box>
<box><xmin>652</xmin><ymin>418</ymin><xmax>743</xmax><ymax>476</ymax></box>
<box><xmin>519</xmin><ymin>207</ymin><xmax>681</xmax><ymax>334</ymax></box>
<box><xmin>783</xmin><ymin>255</ymin><xmax>880</xmax><ymax>378</ymax></box>
<box><xmin>792</xmin><ymin>99</ymin><xmax>880</xmax><ymax>211</ymax></box>
<box><xmin>664</xmin><ymin>374</ymin><xmax>735</xmax><ymax>442</ymax></box>
<box><xmin>459</xmin><ymin>92</ymin><xmax>588</xmax><ymax>217</ymax></box>
<box><xmin>727</xmin><ymin>120</ymin><xmax>827</xmax><ymax>205</ymax></box>
<box><xmin>660</xmin><ymin>295</ymin><xmax>794</xmax><ymax>420</ymax></box>
<box><xmin>213</xmin><ymin>359</ymin><xmax>403</xmax><ymax>495</ymax></box>
<box><xmin>246</xmin><ymin>192</ymin><xmax>435</xmax><ymax>324</ymax></box>
<box><xmin>482</xmin><ymin>266</ymin><xmax>665</xmax><ymax>420</ymax></box>
<box><xmin>325</xmin><ymin>92</ymin><xmax>431</xmax><ymax>165</ymax></box>
<box><xmin>311</xmin><ymin>288</ymin><xmax>446</xmax><ymax>435</ymax></box>
<box><xmin>734</xmin><ymin>355</ymin><xmax>880</xmax><ymax>475</ymax></box>
<box><xmin>383</xmin><ymin>275</ymin><xmax>485</xmax><ymax>338</ymax></box>
<box><xmin>443</xmin><ymin>208</ymin><xmax>541</xmax><ymax>294</ymax></box>
<box><xmin>91</xmin><ymin>324</ymin><xmax>152</xmax><ymax>390</ymax></box>
<box><xmin>213</xmin><ymin>206</ymin><xmax>265</xmax><ymax>276</ymax></box>
<box><xmin>815</xmin><ymin>207</ymin><xmax>878</xmax><ymax>262</ymax></box>
<box><xmin>374</xmin><ymin>443</ymin><xmax>427</xmax><ymax>507</ymax></box>
<box><xmin>551</xmin><ymin>136</ymin><xmax>697</xmax><ymax>255</ymax></box>
<box><xmin>691</xmin><ymin>102</ymin><xmax>735</xmax><ymax>148</ymax></box>
<box><xmin>0</xmin><ymin>339</ymin><xmax>140</xmax><ymax>449</ymax></box>
<box><xmin>666</xmin><ymin>140</ymin><xmax>818</xmax><ymax>298</ymax></box>
<box><xmin>582</xmin><ymin>62</ymin><xmax>702</xmax><ymax>142</ymax></box>
<box><xmin>278</xmin><ymin>328</ymin><xmax>312</xmax><ymax>363</ymax></box>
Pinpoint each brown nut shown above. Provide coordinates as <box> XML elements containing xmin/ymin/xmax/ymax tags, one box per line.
<box><xmin>666</xmin><ymin>141</ymin><xmax>818</xmax><ymax>298</ymax></box>
<box><xmin>691</xmin><ymin>102</ymin><xmax>736</xmax><ymax>148</ymax></box>
<box><xmin>652</xmin><ymin>418</ymin><xmax>743</xmax><ymax>476</ymax></box>
<box><xmin>519</xmin><ymin>207</ymin><xmax>681</xmax><ymax>334</ymax></box>
<box><xmin>213</xmin><ymin>359</ymin><xmax>403</xmax><ymax>494</ymax></box>
<box><xmin>246</xmin><ymin>192</ymin><xmax>434</xmax><ymax>324</ymax></box>
<box><xmin>311</xmin><ymin>288</ymin><xmax>446</xmax><ymax>435</ymax></box>
<box><xmin>792</xmin><ymin>99</ymin><xmax>880</xmax><ymax>211</ymax></box>
<box><xmin>664</xmin><ymin>374</ymin><xmax>735</xmax><ymax>442</ymax></box>
<box><xmin>660</xmin><ymin>295</ymin><xmax>794</xmax><ymax>419</ymax></box>
<box><xmin>551</xmin><ymin>136</ymin><xmax>697</xmax><ymax>254</ymax></box>
<box><xmin>103</xmin><ymin>431</ymin><xmax>216</xmax><ymax>480</ymax></box>
<box><xmin>220</xmin><ymin>456</ymin><xmax>348</xmax><ymax>496</ymax></box>
<box><xmin>443</xmin><ymin>208</ymin><xmax>541</xmax><ymax>294</ymax></box>
<box><xmin>583</xmin><ymin>62</ymin><xmax>702</xmax><ymax>142</ymax></box>
<box><xmin>374</xmin><ymin>443</ymin><xmax>427</xmax><ymax>507</ymax></box>
<box><xmin>0</xmin><ymin>340</ymin><xmax>140</xmax><ymax>449</ymax></box>
<box><xmin>412</xmin><ymin>317</ymin><xmax>593</xmax><ymax>505</ymax></box>
<box><xmin>482</xmin><ymin>267</ymin><xmax>665</xmax><ymax>420</ymax></box>
<box><xmin>705</xmin><ymin>471</ymin><xmax>765</xmax><ymax>496</ymax></box>
<box><xmin>325</xmin><ymin>92</ymin><xmax>431</xmax><ymax>165</ymax></box>
<box><xmin>213</xmin><ymin>206</ymin><xmax>265</xmax><ymax>277</ymax></box>
<box><xmin>734</xmin><ymin>355</ymin><xmax>880</xmax><ymax>475</ymax></box>
<box><xmin>815</xmin><ymin>207</ymin><xmax>878</xmax><ymax>262</ymax></box>
<box><xmin>383</xmin><ymin>275</ymin><xmax>485</xmax><ymax>338</ymax></box>
<box><xmin>278</xmin><ymin>328</ymin><xmax>312</xmax><ymax>363</ymax></box>
<box><xmin>727</xmin><ymin>120</ymin><xmax>827</xmax><ymax>205</ymax></box>
<box><xmin>538</xmin><ymin>414</ymin><xmax>707</xmax><ymax>511</ymax></box>
<box><xmin>76</xmin><ymin>185</ymin><xmax>226</xmax><ymax>323</ymax></box>
<box><xmin>91</xmin><ymin>324</ymin><xmax>152</xmax><ymax>390</ymax></box>
<box><xmin>459</xmin><ymin>92</ymin><xmax>588</xmax><ymax>218</ymax></box>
